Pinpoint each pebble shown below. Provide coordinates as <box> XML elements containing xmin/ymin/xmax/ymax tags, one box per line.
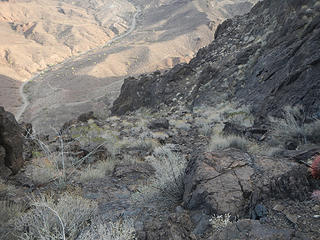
<box><xmin>273</xmin><ymin>204</ymin><xmax>285</xmax><ymax>212</ymax></box>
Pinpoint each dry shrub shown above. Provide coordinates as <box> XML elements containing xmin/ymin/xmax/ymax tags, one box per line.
<box><xmin>269</xmin><ymin>105</ymin><xmax>306</xmax><ymax>145</ymax></box>
<box><xmin>15</xmin><ymin>194</ymin><xmax>97</xmax><ymax>240</ymax></box>
<box><xmin>79</xmin><ymin>218</ymin><xmax>137</xmax><ymax>240</ymax></box>
<box><xmin>0</xmin><ymin>200</ymin><xmax>26</xmax><ymax>225</ymax></box>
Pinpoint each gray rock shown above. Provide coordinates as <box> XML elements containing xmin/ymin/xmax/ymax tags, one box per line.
<box><xmin>183</xmin><ymin>149</ymin><xmax>313</xmax><ymax>217</ymax></box>
<box><xmin>148</xmin><ymin>118</ymin><xmax>170</xmax><ymax>130</ymax></box>
<box><xmin>0</xmin><ymin>106</ymin><xmax>24</xmax><ymax>176</ymax></box>
<box><xmin>251</xmin><ymin>204</ymin><xmax>268</xmax><ymax>220</ymax></box>
<box><xmin>0</xmin><ymin>145</ymin><xmax>10</xmax><ymax>177</ymax></box>
<box><xmin>212</xmin><ymin>219</ymin><xmax>294</xmax><ymax>240</ymax></box>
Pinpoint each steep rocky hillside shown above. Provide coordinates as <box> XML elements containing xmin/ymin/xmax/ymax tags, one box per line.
<box><xmin>113</xmin><ymin>0</ymin><xmax>320</xmax><ymax>120</ymax></box>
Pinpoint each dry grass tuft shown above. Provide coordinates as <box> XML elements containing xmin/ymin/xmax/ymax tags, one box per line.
<box><xmin>269</xmin><ymin>105</ymin><xmax>320</xmax><ymax>146</ymax></box>
<box><xmin>133</xmin><ymin>144</ymin><xmax>186</xmax><ymax>207</ymax></box>
<box><xmin>210</xmin><ymin>213</ymin><xmax>232</xmax><ymax>231</ymax></box>
<box><xmin>77</xmin><ymin>159</ymin><xmax>116</xmax><ymax>183</ymax></box>
<box><xmin>207</xmin><ymin>134</ymin><xmax>250</xmax><ymax>152</ymax></box>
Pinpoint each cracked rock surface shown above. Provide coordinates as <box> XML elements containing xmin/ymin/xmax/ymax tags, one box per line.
<box><xmin>183</xmin><ymin>149</ymin><xmax>314</xmax><ymax>217</ymax></box>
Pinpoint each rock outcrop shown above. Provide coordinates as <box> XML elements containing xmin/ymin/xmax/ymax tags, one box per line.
<box><xmin>183</xmin><ymin>149</ymin><xmax>314</xmax><ymax>217</ymax></box>
<box><xmin>0</xmin><ymin>106</ymin><xmax>24</xmax><ymax>177</ymax></box>
<box><xmin>213</xmin><ymin>219</ymin><xmax>294</xmax><ymax>240</ymax></box>
<box><xmin>112</xmin><ymin>0</ymin><xmax>320</xmax><ymax>119</ymax></box>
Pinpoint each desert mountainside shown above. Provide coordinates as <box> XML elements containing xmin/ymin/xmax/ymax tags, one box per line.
<box><xmin>0</xmin><ymin>0</ymin><xmax>135</xmax><ymax>113</ymax></box>
<box><xmin>1</xmin><ymin>0</ymin><xmax>320</xmax><ymax>239</ymax></box>
<box><xmin>0</xmin><ymin>0</ymin><xmax>256</xmax><ymax>132</ymax></box>
<box><xmin>0</xmin><ymin>0</ymin><xmax>135</xmax><ymax>79</ymax></box>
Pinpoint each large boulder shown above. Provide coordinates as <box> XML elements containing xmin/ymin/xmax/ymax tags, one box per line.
<box><xmin>183</xmin><ymin>148</ymin><xmax>314</xmax><ymax>217</ymax></box>
<box><xmin>136</xmin><ymin>212</ymin><xmax>195</xmax><ymax>240</ymax></box>
<box><xmin>0</xmin><ymin>106</ymin><xmax>24</xmax><ymax>176</ymax></box>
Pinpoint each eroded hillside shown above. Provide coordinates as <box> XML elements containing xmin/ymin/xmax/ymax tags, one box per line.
<box><xmin>0</xmin><ymin>0</ymin><xmax>136</xmax><ymax>114</ymax></box>
<box><xmin>16</xmin><ymin>0</ymin><xmax>257</xmax><ymax>133</ymax></box>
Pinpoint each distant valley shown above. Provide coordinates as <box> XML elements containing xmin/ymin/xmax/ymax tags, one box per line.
<box><xmin>0</xmin><ymin>0</ymin><xmax>256</xmax><ymax>132</ymax></box>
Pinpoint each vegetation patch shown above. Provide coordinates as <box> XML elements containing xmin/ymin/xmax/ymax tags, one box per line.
<box><xmin>15</xmin><ymin>194</ymin><xmax>97</xmax><ymax>240</ymax></box>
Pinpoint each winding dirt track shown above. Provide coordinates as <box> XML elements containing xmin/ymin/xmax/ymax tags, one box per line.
<box><xmin>16</xmin><ymin>6</ymin><xmax>141</xmax><ymax>122</ymax></box>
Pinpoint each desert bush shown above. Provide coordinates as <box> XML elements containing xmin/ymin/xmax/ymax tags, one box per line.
<box><xmin>151</xmin><ymin>131</ymin><xmax>169</xmax><ymax>141</ymax></box>
<box><xmin>193</xmin><ymin>103</ymin><xmax>254</xmax><ymax>140</ymax></box>
<box><xmin>79</xmin><ymin>218</ymin><xmax>137</xmax><ymax>240</ymax></box>
<box><xmin>269</xmin><ymin>105</ymin><xmax>306</xmax><ymax>145</ymax></box>
<box><xmin>207</xmin><ymin>134</ymin><xmax>249</xmax><ymax>152</ymax></box>
<box><xmin>118</xmin><ymin>138</ymin><xmax>154</xmax><ymax>152</ymax></box>
<box><xmin>169</xmin><ymin>119</ymin><xmax>191</xmax><ymax>131</ymax></box>
<box><xmin>24</xmin><ymin>128</ymin><xmax>113</xmax><ymax>186</ymax></box>
<box><xmin>26</xmin><ymin>156</ymin><xmax>63</xmax><ymax>185</ymax></box>
<box><xmin>265</xmin><ymin>147</ymin><xmax>285</xmax><ymax>157</ymax></box>
<box><xmin>270</xmin><ymin>106</ymin><xmax>320</xmax><ymax>146</ymax></box>
<box><xmin>15</xmin><ymin>194</ymin><xmax>97</xmax><ymax>240</ymax></box>
<box><xmin>149</xmin><ymin>145</ymin><xmax>186</xmax><ymax>204</ymax></box>
<box><xmin>195</xmin><ymin>119</ymin><xmax>213</xmax><ymax>137</ymax></box>
<box><xmin>77</xmin><ymin>159</ymin><xmax>116</xmax><ymax>183</ymax></box>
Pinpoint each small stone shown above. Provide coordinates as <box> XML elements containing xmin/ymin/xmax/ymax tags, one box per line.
<box><xmin>273</xmin><ymin>204</ymin><xmax>285</xmax><ymax>212</ymax></box>
<box><xmin>284</xmin><ymin>212</ymin><xmax>298</xmax><ymax>224</ymax></box>
<box><xmin>251</xmin><ymin>204</ymin><xmax>268</xmax><ymax>220</ymax></box>
<box><xmin>285</xmin><ymin>141</ymin><xmax>298</xmax><ymax>150</ymax></box>
<box><xmin>176</xmin><ymin>206</ymin><xmax>184</xmax><ymax>213</ymax></box>
<box><xmin>312</xmin><ymin>205</ymin><xmax>320</xmax><ymax>211</ymax></box>
<box><xmin>148</xmin><ymin>118</ymin><xmax>169</xmax><ymax>130</ymax></box>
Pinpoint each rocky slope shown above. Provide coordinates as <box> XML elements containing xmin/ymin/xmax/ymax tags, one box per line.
<box><xmin>113</xmin><ymin>0</ymin><xmax>320</xmax><ymax>120</ymax></box>
<box><xmin>1</xmin><ymin>0</ymin><xmax>320</xmax><ymax>239</ymax></box>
